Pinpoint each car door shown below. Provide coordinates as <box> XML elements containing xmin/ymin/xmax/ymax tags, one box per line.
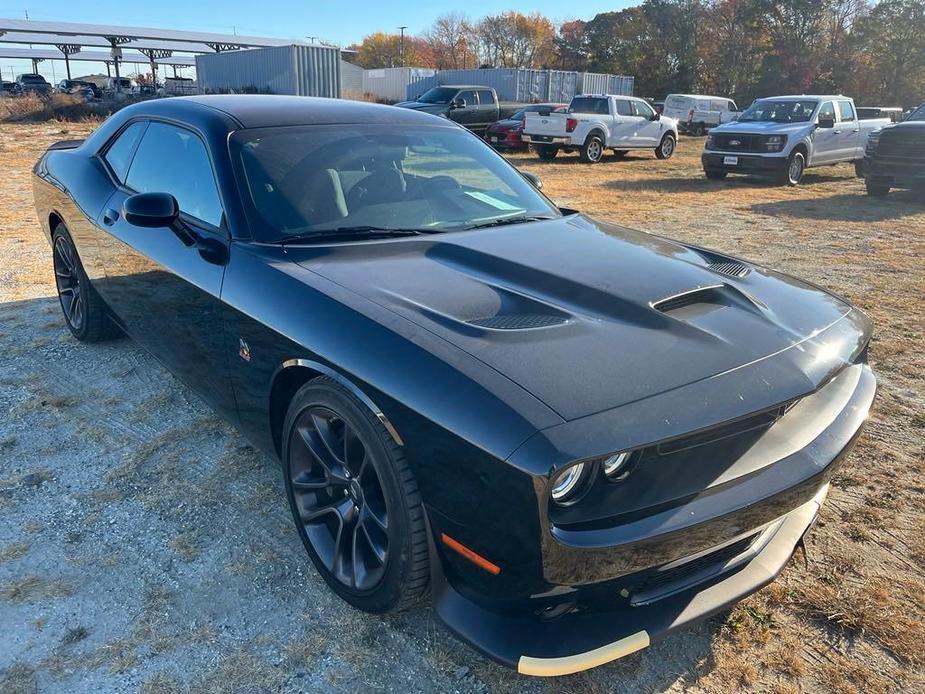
<box><xmin>630</xmin><ymin>99</ymin><xmax>662</xmax><ymax>146</ymax></box>
<box><xmin>451</xmin><ymin>90</ymin><xmax>480</xmax><ymax>129</ymax></box>
<box><xmin>476</xmin><ymin>89</ymin><xmax>497</xmax><ymax>132</ymax></box>
<box><xmin>835</xmin><ymin>100</ymin><xmax>861</xmax><ymax>161</ymax></box>
<box><xmin>609</xmin><ymin>98</ymin><xmax>640</xmax><ymax>146</ymax></box>
<box><xmin>94</xmin><ymin>120</ymin><xmax>238</xmax><ymax>420</ymax></box>
<box><xmin>812</xmin><ymin>101</ymin><xmax>839</xmax><ymax>165</ymax></box>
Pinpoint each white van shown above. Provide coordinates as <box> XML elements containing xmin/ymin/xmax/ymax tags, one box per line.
<box><xmin>664</xmin><ymin>94</ymin><xmax>739</xmax><ymax>135</ymax></box>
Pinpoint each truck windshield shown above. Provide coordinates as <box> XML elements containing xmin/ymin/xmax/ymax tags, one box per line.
<box><xmin>232</xmin><ymin>123</ymin><xmax>559</xmax><ymax>242</ymax></box>
<box><xmin>738</xmin><ymin>99</ymin><xmax>818</xmax><ymax>123</ymax></box>
<box><xmin>417</xmin><ymin>87</ymin><xmax>458</xmax><ymax>104</ymax></box>
<box><xmin>905</xmin><ymin>103</ymin><xmax>925</xmax><ymax>121</ymax></box>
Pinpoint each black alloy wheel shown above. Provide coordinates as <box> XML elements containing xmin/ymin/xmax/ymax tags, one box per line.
<box><xmin>51</xmin><ymin>225</ymin><xmax>121</xmax><ymax>342</ymax></box>
<box><xmin>283</xmin><ymin>378</ymin><xmax>429</xmax><ymax>613</ymax></box>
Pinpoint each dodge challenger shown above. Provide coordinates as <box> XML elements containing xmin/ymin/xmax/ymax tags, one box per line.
<box><xmin>32</xmin><ymin>96</ymin><xmax>876</xmax><ymax>676</ymax></box>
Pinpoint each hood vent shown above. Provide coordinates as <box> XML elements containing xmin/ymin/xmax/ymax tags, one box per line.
<box><xmin>468</xmin><ymin>313</ymin><xmax>567</xmax><ymax>330</ymax></box>
<box><xmin>708</xmin><ymin>261</ymin><xmax>750</xmax><ymax>279</ymax></box>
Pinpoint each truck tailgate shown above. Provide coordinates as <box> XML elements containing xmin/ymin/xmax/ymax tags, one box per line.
<box><xmin>523</xmin><ymin>112</ymin><xmax>569</xmax><ymax>137</ymax></box>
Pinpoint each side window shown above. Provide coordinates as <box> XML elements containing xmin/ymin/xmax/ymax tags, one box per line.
<box><xmin>103</xmin><ymin>121</ymin><xmax>147</xmax><ymax>183</ymax></box>
<box><xmin>126</xmin><ymin>122</ymin><xmax>224</xmax><ymax>228</ymax></box>
<box><xmin>476</xmin><ymin>89</ymin><xmax>495</xmax><ymax>106</ymax></box>
<box><xmin>457</xmin><ymin>90</ymin><xmax>477</xmax><ymax>107</ymax></box>
<box><xmin>818</xmin><ymin>101</ymin><xmax>836</xmax><ymax>122</ymax></box>
<box><xmin>633</xmin><ymin>100</ymin><xmax>655</xmax><ymax>119</ymax></box>
<box><xmin>838</xmin><ymin>101</ymin><xmax>855</xmax><ymax>122</ymax></box>
<box><xmin>615</xmin><ymin>99</ymin><xmax>633</xmax><ymax>116</ymax></box>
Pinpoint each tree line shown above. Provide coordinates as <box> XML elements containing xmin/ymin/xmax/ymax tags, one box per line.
<box><xmin>348</xmin><ymin>0</ymin><xmax>925</xmax><ymax>108</ymax></box>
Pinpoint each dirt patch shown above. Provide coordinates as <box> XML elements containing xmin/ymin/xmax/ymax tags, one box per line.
<box><xmin>0</xmin><ymin>122</ymin><xmax>923</xmax><ymax>692</ymax></box>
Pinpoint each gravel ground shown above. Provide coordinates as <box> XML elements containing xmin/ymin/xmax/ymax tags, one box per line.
<box><xmin>1</xmin><ymin>121</ymin><xmax>923</xmax><ymax>694</ymax></box>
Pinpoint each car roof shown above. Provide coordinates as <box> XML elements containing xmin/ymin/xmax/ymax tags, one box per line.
<box><xmin>758</xmin><ymin>95</ymin><xmax>846</xmax><ymax>100</ymax></box>
<box><xmin>144</xmin><ymin>95</ymin><xmax>451</xmax><ymax>129</ymax></box>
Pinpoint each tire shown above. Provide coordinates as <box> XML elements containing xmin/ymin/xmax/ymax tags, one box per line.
<box><xmin>283</xmin><ymin>376</ymin><xmax>429</xmax><ymax>613</ymax></box>
<box><xmin>578</xmin><ymin>133</ymin><xmax>605</xmax><ymax>163</ymax></box>
<box><xmin>535</xmin><ymin>145</ymin><xmax>559</xmax><ymax>161</ymax></box>
<box><xmin>779</xmin><ymin>151</ymin><xmax>805</xmax><ymax>186</ymax></box>
<box><xmin>51</xmin><ymin>224</ymin><xmax>121</xmax><ymax>342</ymax></box>
<box><xmin>655</xmin><ymin>134</ymin><xmax>676</xmax><ymax>159</ymax></box>
<box><xmin>854</xmin><ymin>160</ymin><xmax>865</xmax><ymax>178</ymax></box>
<box><xmin>865</xmin><ymin>179</ymin><xmax>890</xmax><ymax>197</ymax></box>
<box><xmin>705</xmin><ymin>169</ymin><xmax>727</xmax><ymax>180</ymax></box>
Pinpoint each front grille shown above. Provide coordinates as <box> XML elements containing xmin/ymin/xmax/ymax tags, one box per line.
<box><xmin>712</xmin><ymin>133</ymin><xmax>764</xmax><ymax>153</ymax></box>
<box><xmin>468</xmin><ymin>313</ymin><xmax>566</xmax><ymax>330</ymax></box>
<box><xmin>633</xmin><ymin>533</ymin><xmax>758</xmax><ymax>601</ymax></box>
<box><xmin>657</xmin><ymin>402</ymin><xmax>791</xmax><ymax>455</ymax></box>
<box><xmin>877</xmin><ymin>133</ymin><xmax>925</xmax><ymax>159</ymax></box>
<box><xmin>708</xmin><ymin>260</ymin><xmax>750</xmax><ymax>278</ymax></box>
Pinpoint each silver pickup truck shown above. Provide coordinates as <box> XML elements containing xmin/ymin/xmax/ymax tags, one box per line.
<box><xmin>701</xmin><ymin>95</ymin><xmax>891</xmax><ymax>185</ymax></box>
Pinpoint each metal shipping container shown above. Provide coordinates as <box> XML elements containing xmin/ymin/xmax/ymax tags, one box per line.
<box><xmin>362</xmin><ymin>67</ymin><xmax>437</xmax><ymax>102</ymax></box>
<box><xmin>340</xmin><ymin>59</ymin><xmax>363</xmax><ymax>97</ymax></box>
<box><xmin>407</xmin><ymin>68</ymin><xmax>633</xmax><ymax>102</ymax></box>
<box><xmin>195</xmin><ymin>44</ymin><xmax>341</xmax><ymax>97</ymax></box>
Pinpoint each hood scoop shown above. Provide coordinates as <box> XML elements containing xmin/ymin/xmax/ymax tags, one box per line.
<box><xmin>689</xmin><ymin>247</ymin><xmax>752</xmax><ymax>279</ymax></box>
<box><xmin>468</xmin><ymin>313</ymin><xmax>567</xmax><ymax>330</ymax></box>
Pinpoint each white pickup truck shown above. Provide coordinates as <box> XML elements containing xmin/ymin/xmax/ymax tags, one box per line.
<box><xmin>702</xmin><ymin>95</ymin><xmax>891</xmax><ymax>185</ymax></box>
<box><xmin>522</xmin><ymin>94</ymin><xmax>680</xmax><ymax>163</ymax></box>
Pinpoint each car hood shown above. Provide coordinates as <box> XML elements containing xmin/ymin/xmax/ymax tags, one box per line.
<box><xmin>291</xmin><ymin>216</ymin><xmax>857</xmax><ymax>421</ymax></box>
<box><xmin>712</xmin><ymin>120</ymin><xmax>810</xmax><ymax>136</ymax></box>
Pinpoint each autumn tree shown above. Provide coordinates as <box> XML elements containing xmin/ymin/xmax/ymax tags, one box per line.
<box><xmin>351</xmin><ymin>32</ymin><xmax>434</xmax><ymax>69</ymax></box>
<box><xmin>474</xmin><ymin>12</ymin><xmax>557</xmax><ymax>68</ymax></box>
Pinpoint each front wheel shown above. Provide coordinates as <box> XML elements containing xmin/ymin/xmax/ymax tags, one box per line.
<box><xmin>655</xmin><ymin>134</ymin><xmax>676</xmax><ymax>159</ymax></box>
<box><xmin>854</xmin><ymin>160</ymin><xmax>865</xmax><ymax>178</ymax></box>
<box><xmin>779</xmin><ymin>151</ymin><xmax>806</xmax><ymax>186</ymax></box>
<box><xmin>535</xmin><ymin>145</ymin><xmax>559</xmax><ymax>161</ymax></box>
<box><xmin>865</xmin><ymin>179</ymin><xmax>890</xmax><ymax>196</ymax></box>
<box><xmin>578</xmin><ymin>134</ymin><xmax>605</xmax><ymax>163</ymax></box>
<box><xmin>283</xmin><ymin>377</ymin><xmax>430</xmax><ymax>613</ymax></box>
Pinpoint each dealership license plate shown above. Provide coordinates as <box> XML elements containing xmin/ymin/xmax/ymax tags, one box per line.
<box><xmin>491</xmin><ymin>135</ymin><xmax>501</xmax><ymax>142</ymax></box>
<box><xmin>723</xmin><ymin>156</ymin><xmax>738</xmax><ymax>165</ymax></box>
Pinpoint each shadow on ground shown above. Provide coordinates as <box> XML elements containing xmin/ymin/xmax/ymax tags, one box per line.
<box><xmin>752</xmin><ymin>192</ymin><xmax>924</xmax><ymax>221</ymax></box>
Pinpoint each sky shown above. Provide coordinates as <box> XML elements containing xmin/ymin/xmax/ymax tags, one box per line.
<box><xmin>0</xmin><ymin>0</ymin><xmax>632</xmax><ymax>82</ymax></box>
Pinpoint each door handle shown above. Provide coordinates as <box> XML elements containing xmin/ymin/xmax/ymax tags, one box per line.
<box><xmin>102</xmin><ymin>209</ymin><xmax>119</xmax><ymax>226</ymax></box>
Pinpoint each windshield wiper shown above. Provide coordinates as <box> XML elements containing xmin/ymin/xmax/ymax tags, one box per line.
<box><xmin>274</xmin><ymin>226</ymin><xmax>439</xmax><ymax>245</ymax></box>
<box><xmin>463</xmin><ymin>215</ymin><xmax>555</xmax><ymax>231</ymax></box>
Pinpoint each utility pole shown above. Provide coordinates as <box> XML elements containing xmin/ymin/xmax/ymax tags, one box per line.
<box><xmin>398</xmin><ymin>26</ymin><xmax>407</xmax><ymax>67</ymax></box>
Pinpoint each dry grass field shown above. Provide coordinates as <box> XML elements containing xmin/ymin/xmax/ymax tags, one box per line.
<box><xmin>0</xmin><ymin>119</ymin><xmax>923</xmax><ymax>693</ymax></box>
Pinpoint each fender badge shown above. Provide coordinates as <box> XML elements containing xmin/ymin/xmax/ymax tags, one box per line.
<box><xmin>239</xmin><ymin>338</ymin><xmax>251</xmax><ymax>362</ymax></box>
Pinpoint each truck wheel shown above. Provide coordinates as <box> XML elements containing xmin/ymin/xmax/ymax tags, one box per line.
<box><xmin>536</xmin><ymin>145</ymin><xmax>559</xmax><ymax>161</ymax></box>
<box><xmin>655</xmin><ymin>134</ymin><xmax>676</xmax><ymax>159</ymax></box>
<box><xmin>579</xmin><ymin>134</ymin><xmax>605</xmax><ymax>163</ymax></box>
<box><xmin>705</xmin><ymin>169</ymin><xmax>727</xmax><ymax>180</ymax></box>
<box><xmin>779</xmin><ymin>151</ymin><xmax>805</xmax><ymax>186</ymax></box>
<box><xmin>865</xmin><ymin>179</ymin><xmax>890</xmax><ymax>196</ymax></box>
<box><xmin>854</xmin><ymin>160</ymin><xmax>865</xmax><ymax>178</ymax></box>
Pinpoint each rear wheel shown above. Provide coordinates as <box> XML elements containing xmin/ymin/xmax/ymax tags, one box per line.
<box><xmin>535</xmin><ymin>145</ymin><xmax>559</xmax><ymax>161</ymax></box>
<box><xmin>283</xmin><ymin>377</ymin><xmax>430</xmax><ymax>613</ymax></box>
<box><xmin>865</xmin><ymin>179</ymin><xmax>890</xmax><ymax>196</ymax></box>
<box><xmin>655</xmin><ymin>134</ymin><xmax>676</xmax><ymax>159</ymax></box>
<box><xmin>578</xmin><ymin>134</ymin><xmax>605</xmax><ymax>163</ymax></box>
<box><xmin>52</xmin><ymin>225</ymin><xmax>120</xmax><ymax>342</ymax></box>
<box><xmin>705</xmin><ymin>168</ymin><xmax>727</xmax><ymax>180</ymax></box>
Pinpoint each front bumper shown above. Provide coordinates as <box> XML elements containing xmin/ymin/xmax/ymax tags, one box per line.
<box><xmin>702</xmin><ymin>151</ymin><xmax>788</xmax><ymax>176</ymax></box>
<box><xmin>865</xmin><ymin>155</ymin><xmax>925</xmax><ymax>189</ymax></box>
<box><xmin>432</xmin><ymin>362</ymin><xmax>876</xmax><ymax>675</ymax></box>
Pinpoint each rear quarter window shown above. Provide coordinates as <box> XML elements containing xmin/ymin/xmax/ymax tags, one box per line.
<box><xmin>103</xmin><ymin>121</ymin><xmax>147</xmax><ymax>183</ymax></box>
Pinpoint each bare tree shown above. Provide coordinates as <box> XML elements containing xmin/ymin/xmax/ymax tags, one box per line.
<box><xmin>425</xmin><ymin>13</ymin><xmax>475</xmax><ymax>69</ymax></box>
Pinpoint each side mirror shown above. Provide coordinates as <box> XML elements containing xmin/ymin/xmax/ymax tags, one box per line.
<box><xmin>123</xmin><ymin>192</ymin><xmax>179</xmax><ymax>228</ymax></box>
<box><xmin>522</xmin><ymin>171</ymin><xmax>542</xmax><ymax>190</ymax></box>
<box><xmin>450</xmin><ymin>98</ymin><xmax>466</xmax><ymax>110</ymax></box>
<box><xmin>651</xmin><ymin>112</ymin><xmax>661</xmax><ymax>121</ymax></box>
<box><xmin>817</xmin><ymin>116</ymin><xmax>835</xmax><ymax>129</ymax></box>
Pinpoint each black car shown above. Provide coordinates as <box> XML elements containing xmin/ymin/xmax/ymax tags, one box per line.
<box><xmin>1</xmin><ymin>80</ymin><xmax>22</xmax><ymax>96</ymax></box>
<box><xmin>16</xmin><ymin>73</ymin><xmax>51</xmax><ymax>94</ymax></box>
<box><xmin>32</xmin><ymin>96</ymin><xmax>876</xmax><ymax>676</ymax></box>
<box><xmin>864</xmin><ymin>101</ymin><xmax>925</xmax><ymax>196</ymax></box>
<box><xmin>57</xmin><ymin>79</ymin><xmax>102</xmax><ymax>99</ymax></box>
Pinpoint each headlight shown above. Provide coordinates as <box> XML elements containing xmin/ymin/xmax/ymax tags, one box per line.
<box><xmin>602</xmin><ymin>451</ymin><xmax>633</xmax><ymax>480</ymax></box>
<box><xmin>866</xmin><ymin>129</ymin><xmax>882</xmax><ymax>154</ymax></box>
<box><xmin>765</xmin><ymin>135</ymin><xmax>787</xmax><ymax>152</ymax></box>
<box><xmin>705</xmin><ymin>134</ymin><xmax>716</xmax><ymax>150</ymax></box>
<box><xmin>550</xmin><ymin>463</ymin><xmax>588</xmax><ymax>504</ymax></box>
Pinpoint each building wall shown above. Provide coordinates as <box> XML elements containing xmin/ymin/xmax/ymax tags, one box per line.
<box><xmin>407</xmin><ymin>68</ymin><xmax>634</xmax><ymax>102</ymax></box>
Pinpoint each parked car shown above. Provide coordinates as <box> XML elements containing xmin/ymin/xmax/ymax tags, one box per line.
<box><xmin>484</xmin><ymin>103</ymin><xmax>567</xmax><ymax>150</ymax></box>
<box><xmin>856</xmin><ymin>106</ymin><xmax>903</xmax><ymax>123</ymax></box>
<box><xmin>395</xmin><ymin>85</ymin><xmax>520</xmax><ymax>134</ymax></box>
<box><xmin>663</xmin><ymin>93</ymin><xmax>739</xmax><ymax>135</ymax></box>
<box><xmin>702</xmin><ymin>95</ymin><xmax>890</xmax><ymax>185</ymax></box>
<box><xmin>523</xmin><ymin>94</ymin><xmax>679</xmax><ymax>163</ymax></box>
<box><xmin>863</xmin><ymin>101</ymin><xmax>925</xmax><ymax>196</ymax></box>
<box><xmin>102</xmin><ymin>76</ymin><xmax>133</xmax><ymax>95</ymax></box>
<box><xmin>1</xmin><ymin>80</ymin><xmax>22</xmax><ymax>97</ymax></box>
<box><xmin>32</xmin><ymin>95</ymin><xmax>876</xmax><ymax>675</ymax></box>
<box><xmin>131</xmin><ymin>83</ymin><xmax>158</xmax><ymax>96</ymax></box>
<box><xmin>57</xmin><ymin>79</ymin><xmax>102</xmax><ymax>99</ymax></box>
<box><xmin>16</xmin><ymin>73</ymin><xmax>51</xmax><ymax>95</ymax></box>
<box><xmin>160</xmin><ymin>76</ymin><xmax>197</xmax><ymax>96</ymax></box>
<box><xmin>652</xmin><ymin>100</ymin><xmax>665</xmax><ymax>114</ymax></box>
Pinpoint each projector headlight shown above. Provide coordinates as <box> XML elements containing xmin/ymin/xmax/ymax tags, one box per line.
<box><xmin>602</xmin><ymin>451</ymin><xmax>633</xmax><ymax>480</ymax></box>
<box><xmin>550</xmin><ymin>463</ymin><xmax>589</xmax><ymax>504</ymax></box>
<box><xmin>765</xmin><ymin>135</ymin><xmax>787</xmax><ymax>152</ymax></box>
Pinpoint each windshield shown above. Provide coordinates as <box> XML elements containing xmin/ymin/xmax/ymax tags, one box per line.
<box><xmin>232</xmin><ymin>124</ymin><xmax>559</xmax><ymax>242</ymax></box>
<box><xmin>417</xmin><ymin>87</ymin><xmax>457</xmax><ymax>104</ymax></box>
<box><xmin>906</xmin><ymin>103</ymin><xmax>925</xmax><ymax>121</ymax></box>
<box><xmin>738</xmin><ymin>99</ymin><xmax>818</xmax><ymax>123</ymax></box>
<box><xmin>19</xmin><ymin>75</ymin><xmax>47</xmax><ymax>83</ymax></box>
